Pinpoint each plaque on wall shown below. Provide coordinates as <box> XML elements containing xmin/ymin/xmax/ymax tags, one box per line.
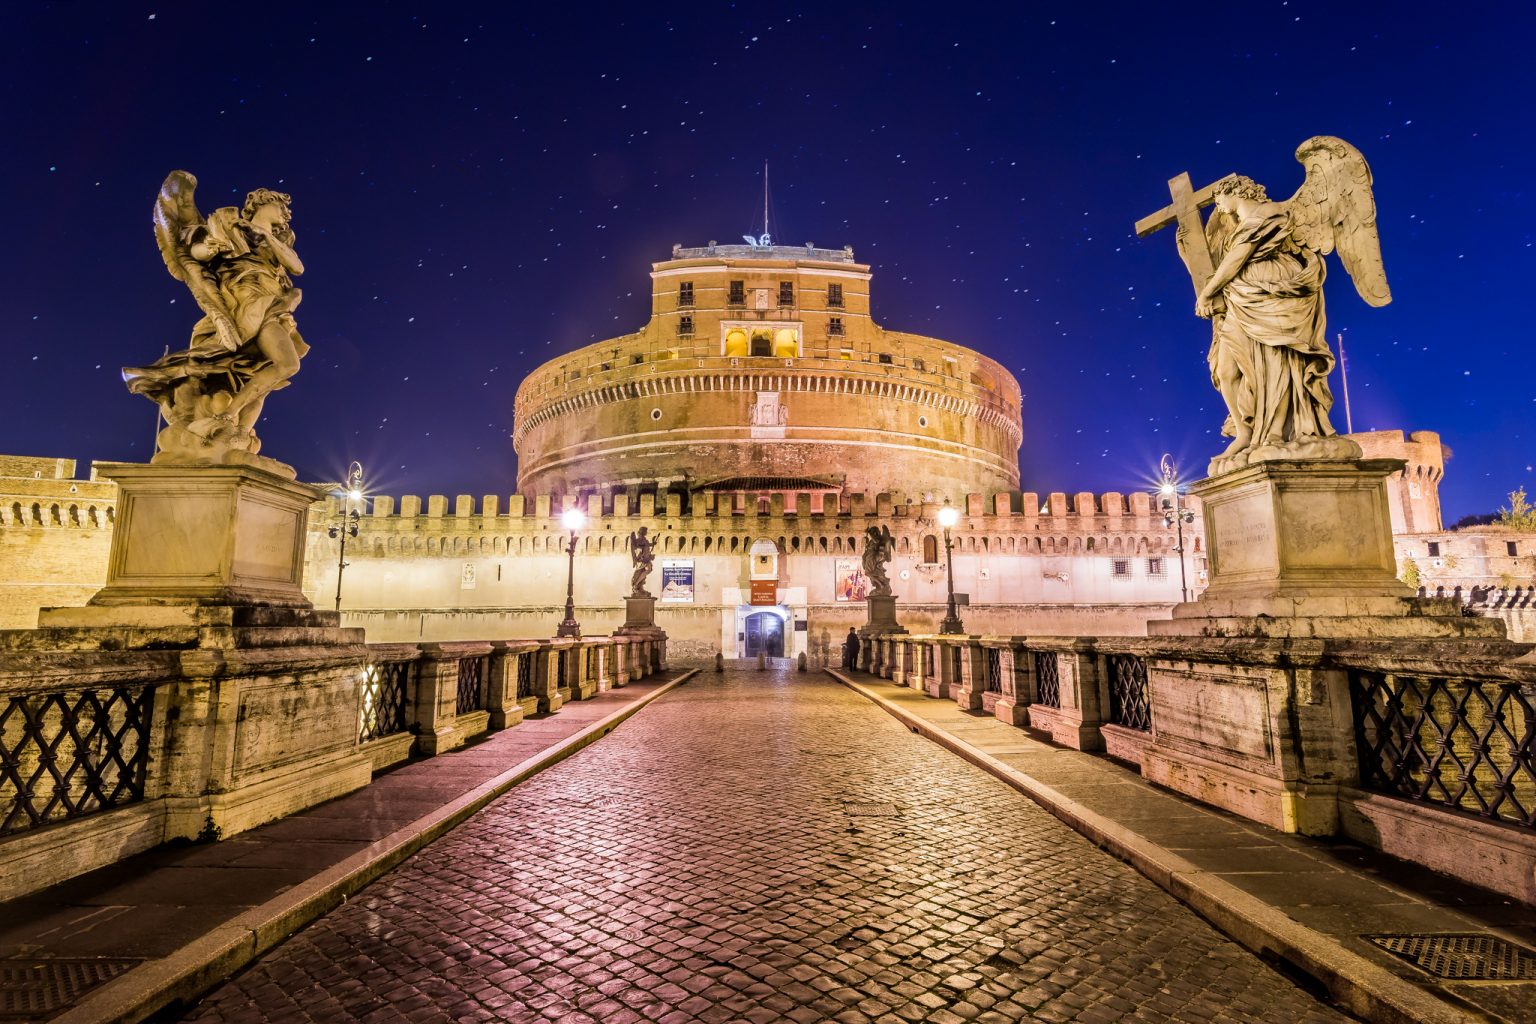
<box><xmin>749</xmin><ymin>579</ymin><xmax>778</xmax><ymax>605</ymax></box>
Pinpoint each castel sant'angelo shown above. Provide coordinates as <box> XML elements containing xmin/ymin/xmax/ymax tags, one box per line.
<box><xmin>1</xmin><ymin>239</ymin><xmax>1454</xmax><ymax>661</ymax></box>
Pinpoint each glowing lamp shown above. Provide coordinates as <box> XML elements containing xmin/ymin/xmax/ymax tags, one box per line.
<box><xmin>937</xmin><ymin>506</ymin><xmax>960</xmax><ymax>529</ymax></box>
<box><xmin>561</xmin><ymin>507</ymin><xmax>586</xmax><ymax>531</ymax></box>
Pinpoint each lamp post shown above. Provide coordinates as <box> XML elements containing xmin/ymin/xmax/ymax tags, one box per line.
<box><xmin>1159</xmin><ymin>454</ymin><xmax>1196</xmax><ymax>603</ymax></box>
<box><xmin>329</xmin><ymin>461</ymin><xmax>364</xmax><ymax>612</ymax></box>
<box><xmin>937</xmin><ymin>501</ymin><xmax>965</xmax><ymax>634</ymax></box>
<box><xmin>556</xmin><ymin>506</ymin><xmax>586</xmax><ymax>638</ymax></box>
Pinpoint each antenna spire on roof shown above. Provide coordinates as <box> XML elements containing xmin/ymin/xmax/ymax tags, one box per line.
<box><xmin>742</xmin><ymin>162</ymin><xmax>773</xmax><ymax>248</ymax></box>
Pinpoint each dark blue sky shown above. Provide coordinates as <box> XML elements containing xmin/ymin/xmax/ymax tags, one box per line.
<box><xmin>3</xmin><ymin>3</ymin><xmax>1531</xmax><ymax>520</ymax></box>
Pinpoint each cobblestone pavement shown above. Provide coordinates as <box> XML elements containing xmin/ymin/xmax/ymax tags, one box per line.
<box><xmin>176</xmin><ymin>669</ymin><xmax>1349</xmax><ymax>1024</ymax></box>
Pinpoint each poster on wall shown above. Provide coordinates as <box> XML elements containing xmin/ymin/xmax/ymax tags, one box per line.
<box><xmin>834</xmin><ymin>559</ymin><xmax>869</xmax><ymax>602</ymax></box>
<box><xmin>659</xmin><ymin>559</ymin><xmax>694</xmax><ymax>603</ymax></box>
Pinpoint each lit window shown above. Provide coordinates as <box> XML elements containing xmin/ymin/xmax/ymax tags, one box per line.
<box><xmin>1112</xmin><ymin>559</ymin><xmax>1131</xmax><ymax>578</ymax></box>
<box><xmin>829</xmin><ymin>317</ymin><xmax>845</xmax><ymax>336</ymax></box>
<box><xmin>827</xmin><ymin>283</ymin><xmax>844</xmax><ymax>308</ymax></box>
<box><xmin>678</xmin><ymin>282</ymin><xmax>694</xmax><ymax>306</ymax></box>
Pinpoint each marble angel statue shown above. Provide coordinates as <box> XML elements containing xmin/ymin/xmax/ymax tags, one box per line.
<box><xmin>1194</xmin><ymin>137</ymin><xmax>1391</xmax><ymax>474</ymax></box>
<box><xmin>628</xmin><ymin>526</ymin><xmax>656</xmax><ymax>597</ymax></box>
<box><xmin>123</xmin><ymin>171</ymin><xmax>307</xmax><ymax>469</ymax></box>
<box><xmin>862</xmin><ymin>524</ymin><xmax>895</xmax><ymax>598</ymax></box>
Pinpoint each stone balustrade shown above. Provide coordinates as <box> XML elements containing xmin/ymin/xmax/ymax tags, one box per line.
<box><xmin>0</xmin><ymin>630</ymin><xmax>668</xmax><ymax>902</ymax></box>
<box><xmin>867</xmin><ymin>630</ymin><xmax>1536</xmax><ymax>904</ymax></box>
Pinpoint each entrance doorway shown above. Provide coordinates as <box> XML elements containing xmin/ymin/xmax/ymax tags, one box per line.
<box><xmin>744</xmin><ymin>612</ymin><xmax>784</xmax><ymax>658</ymax></box>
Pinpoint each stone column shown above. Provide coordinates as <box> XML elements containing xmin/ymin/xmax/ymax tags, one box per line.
<box><xmin>486</xmin><ymin>642</ymin><xmax>527</xmax><ymax>731</ymax></box>
<box><xmin>953</xmin><ymin>640</ymin><xmax>986</xmax><ymax>711</ymax></box>
<box><xmin>1022</xmin><ymin>640</ymin><xmax>1104</xmax><ymax>750</ymax></box>
<box><xmin>532</xmin><ymin>642</ymin><xmax>564</xmax><ymax>713</ymax></box>
<box><xmin>992</xmin><ymin>639</ymin><xmax>1031</xmax><ymax>726</ymax></box>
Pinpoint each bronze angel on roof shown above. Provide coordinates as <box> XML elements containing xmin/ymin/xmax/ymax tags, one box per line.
<box><xmin>1151</xmin><ymin>137</ymin><xmax>1391</xmax><ymax>475</ymax></box>
<box><xmin>124</xmin><ymin>170</ymin><xmax>307</xmax><ymax>470</ymax></box>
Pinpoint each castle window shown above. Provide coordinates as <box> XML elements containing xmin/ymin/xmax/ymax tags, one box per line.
<box><xmin>912</xmin><ymin>358</ymin><xmax>925</xmax><ymax>372</ymax></box>
<box><xmin>922</xmin><ymin>535</ymin><xmax>939</xmax><ymax>564</ymax></box>
<box><xmin>1508</xmin><ymin>541</ymin><xmax>1519</xmax><ymax>557</ymax></box>
<box><xmin>778</xmin><ymin>281</ymin><xmax>794</xmax><ymax>306</ymax></box>
<box><xmin>827</xmin><ymin>283</ymin><xmax>844</xmax><ymax>308</ymax></box>
<box><xmin>728</xmin><ymin>280</ymin><xmax>745</xmax><ymax>306</ymax></box>
<box><xmin>678</xmin><ymin>282</ymin><xmax>694</xmax><ymax>306</ymax></box>
<box><xmin>750</xmin><ymin>331</ymin><xmax>772</xmax><ymax>357</ymax></box>
<box><xmin>877</xmin><ymin>353</ymin><xmax>893</xmax><ymax>365</ymax></box>
<box><xmin>1146</xmin><ymin>557</ymin><xmax>1166</xmax><ymax>577</ymax></box>
<box><xmin>829</xmin><ymin>317</ymin><xmax>845</xmax><ymax>337</ymax></box>
<box><xmin>1112</xmin><ymin>559</ymin><xmax>1131</xmax><ymax>578</ymax></box>
<box><xmin>631</xmin><ymin>354</ymin><xmax>644</xmax><ymax>364</ymax></box>
<box><xmin>1427</xmin><ymin>541</ymin><xmax>1440</xmax><ymax>557</ymax></box>
<box><xmin>677</xmin><ymin>315</ymin><xmax>694</xmax><ymax>337</ymax></box>
<box><xmin>839</xmin><ymin>347</ymin><xmax>853</xmax><ymax>359</ymax></box>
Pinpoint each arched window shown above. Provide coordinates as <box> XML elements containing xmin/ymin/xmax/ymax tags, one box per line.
<box><xmin>922</xmin><ymin>534</ymin><xmax>939</xmax><ymax>563</ymax></box>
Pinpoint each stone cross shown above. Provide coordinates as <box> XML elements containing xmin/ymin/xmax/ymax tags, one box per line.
<box><xmin>1134</xmin><ymin>171</ymin><xmax>1229</xmax><ymax>295</ymax></box>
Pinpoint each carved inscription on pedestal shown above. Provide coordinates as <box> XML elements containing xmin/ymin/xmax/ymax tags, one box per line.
<box><xmin>1209</xmin><ymin>490</ymin><xmax>1277</xmax><ymax>578</ymax></box>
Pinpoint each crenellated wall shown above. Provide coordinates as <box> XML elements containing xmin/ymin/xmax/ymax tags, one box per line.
<box><xmin>304</xmin><ymin>485</ymin><xmax>1205</xmax><ymax>653</ymax></box>
<box><xmin>0</xmin><ymin>463</ymin><xmax>117</xmax><ymax>628</ymax></box>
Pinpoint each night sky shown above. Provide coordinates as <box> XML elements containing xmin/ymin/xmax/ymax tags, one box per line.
<box><xmin>3</xmin><ymin>4</ymin><xmax>1531</xmax><ymax>521</ymax></box>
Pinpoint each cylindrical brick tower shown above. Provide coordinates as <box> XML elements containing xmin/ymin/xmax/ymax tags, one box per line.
<box><xmin>514</xmin><ymin>243</ymin><xmax>1021</xmax><ymax>499</ymax></box>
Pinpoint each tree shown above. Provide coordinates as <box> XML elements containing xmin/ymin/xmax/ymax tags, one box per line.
<box><xmin>1400</xmin><ymin>556</ymin><xmax>1421</xmax><ymax>591</ymax></box>
<box><xmin>1497</xmin><ymin>488</ymin><xmax>1536</xmax><ymax>532</ymax></box>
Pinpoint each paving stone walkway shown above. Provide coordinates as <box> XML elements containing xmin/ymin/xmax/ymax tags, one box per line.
<box><xmin>174</xmin><ymin>668</ymin><xmax>1349</xmax><ymax>1024</ymax></box>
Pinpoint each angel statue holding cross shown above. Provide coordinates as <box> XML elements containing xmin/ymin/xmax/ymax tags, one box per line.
<box><xmin>1137</xmin><ymin>137</ymin><xmax>1391</xmax><ymax>476</ymax></box>
<box><xmin>123</xmin><ymin>170</ymin><xmax>308</xmax><ymax>474</ymax></box>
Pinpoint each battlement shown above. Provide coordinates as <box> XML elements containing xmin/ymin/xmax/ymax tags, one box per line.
<box><xmin>322</xmin><ymin>488</ymin><xmax>1194</xmax><ymax>528</ymax></box>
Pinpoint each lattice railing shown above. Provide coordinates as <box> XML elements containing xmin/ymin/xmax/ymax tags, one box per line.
<box><xmin>359</xmin><ymin>660</ymin><xmax>412</xmax><ymax>743</ymax></box>
<box><xmin>1106</xmin><ymin>654</ymin><xmax>1152</xmax><ymax>732</ymax></box>
<box><xmin>515</xmin><ymin>653</ymin><xmax>536</xmax><ymax>700</ymax></box>
<box><xmin>1</xmin><ymin>683</ymin><xmax>157</xmax><ymax>837</ymax></box>
<box><xmin>557</xmin><ymin>649</ymin><xmax>572</xmax><ymax>689</ymax></box>
<box><xmin>983</xmin><ymin>648</ymin><xmax>1003</xmax><ymax>693</ymax></box>
<box><xmin>1034</xmin><ymin>651</ymin><xmax>1061</xmax><ymax>708</ymax></box>
<box><xmin>1350</xmin><ymin>671</ymin><xmax>1536</xmax><ymax>829</ymax></box>
<box><xmin>455</xmin><ymin>655</ymin><xmax>489</xmax><ymax>715</ymax></box>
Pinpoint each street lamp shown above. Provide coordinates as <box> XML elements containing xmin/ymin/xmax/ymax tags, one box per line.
<box><xmin>328</xmin><ymin>461</ymin><xmax>364</xmax><ymax>612</ymax></box>
<box><xmin>1159</xmin><ymin>454</ymin><xmax>1196</xmax><ymax>603</ymax></box>
<box><xmin>556</xmin><ymin>506</ymin><xmax>586</xmax><ymax>638</ymax></box>
<box><xmin>937</xmin><ymin>500</ymin><xmax>965</xmax><ymax>634</ymax></box>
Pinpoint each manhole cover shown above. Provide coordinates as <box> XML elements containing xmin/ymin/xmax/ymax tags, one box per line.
<box><xmin>0</xmin><ymin>958</ymin><xmax>140</xmax><ymax>1019</ymax></box>
<box><xmin>844</xmin><ymin>801</ymin><xmax>900</xmax><ymax>817</ymax></box>
<box><xmin>1367</xmin><ymin>933</ymin><xmax>1536</xmax><ymax>981</ymax></box>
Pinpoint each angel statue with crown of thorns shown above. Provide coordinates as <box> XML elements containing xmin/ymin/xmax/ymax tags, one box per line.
<box><xmin>123</xmin><ymin>170</ymin><xmax>307</xmax><ymax>471</ymax></box>
<box><xmin>1138</xmin><ymin>136</ymin><xmax>1392</xmax><ymax>476</ymax></box>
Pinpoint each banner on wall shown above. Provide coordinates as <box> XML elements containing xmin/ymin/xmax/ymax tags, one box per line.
<box><xmin>834</xmin><ymin>559</ymin><xmax>869</xmax><ymax>602</ymax></box>
<box><xmin>659</xmin><ymin>559</ymin><xmax>694</xmax><ymax>603</ymax></box>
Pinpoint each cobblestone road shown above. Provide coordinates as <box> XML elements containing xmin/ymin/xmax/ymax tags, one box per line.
<box><xmin>177</xmin><ymin>669</ymin><xmax>1348</xmax><ymax>1024</ymax></box>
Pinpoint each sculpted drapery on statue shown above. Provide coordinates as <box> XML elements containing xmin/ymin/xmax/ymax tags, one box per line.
<box><xmin>862</xmin><ymin>524</ymin><xmax>895</xmax><ymax>598</ymax></box>
<box><xmin>628</xmin><ymin>526</ymin><xmax>656</xmax><ymax>598</ymax></box>
<box><xmin>1137</xmin><ymin>137</ymin><xmax>1391</xmax><ymax>475</ymax></box>
<box><xmin>124</xmin><ymin>171</ymin><xmax>307</xmax><ymax>473</ymax></box>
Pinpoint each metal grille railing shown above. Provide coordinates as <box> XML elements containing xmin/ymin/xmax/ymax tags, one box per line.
<box><xmin>557</xmin><ymin>649</ymin><xmax>571</xmax><ymax>689</ymax></box>
<box><xmin>983</xmin><ymin>648</ymin><xmax>1003</xmax><ymax>693</ymax></box>
<box><xmin>515</xmin><ymin>653</ymin><xmax>536</xmax><ymax>700</ymax></box>
<box><xmin>1</xmin><ymin>684</ymin><xmax>156</xmax><ymax>837</ymax></box>
<box><xmin>1351</xmin><ymin>671</ymin><xmax>1536</xmax><ymax>829</ymax></box>
<box><xmin>358</xmin><ymin>661</ymin><xmax>411</xmax><ymax>743</ymax></box>
<box><xmin>455</xmin><ymin>656</ymin><xmax>488</xmax><ymax>715</ymax></box>
<box><xmin>1106</xmin><ymin>654</ymin><xmax>1152</xmax><ymax>732</ymax></box>
<box><xmin>1034</xmin><ymin>651</ymin><xmax>1061</xmax><ymax>708</ymax></box>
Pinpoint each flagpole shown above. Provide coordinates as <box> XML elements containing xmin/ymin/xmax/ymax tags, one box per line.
<box><xmin>1337</xmin><ymin>332</ymin><xmax>1353</xmax><ymax>434</ymax></box>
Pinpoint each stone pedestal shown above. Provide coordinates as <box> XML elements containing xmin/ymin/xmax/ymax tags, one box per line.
<box><xmin>621</xmin><ymin>594</ymin><xmax>657</xmax><ymax>631</ymax></box>
<box><xmin>1142</xmin><ymin>456</ymin><xmax>1505</xmax><ymax>835</ymax></box>
<box><xmin>72</xmin><ymin>462</ymin><xmax>322</xmax><ymax>611</ymax></box>
<box><xmin>863</xmin><ymin>594</ymin><xmax>906</xmax><ymax>633</ymax></box>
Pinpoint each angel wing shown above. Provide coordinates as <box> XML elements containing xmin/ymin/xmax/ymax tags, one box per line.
<box><xmin>153</xmin><ymin>170</ymin><xmax>243</xmax><ymax>351</ymax></box>
<box><xmin>1286</xmin><ymin>136</ymin><xmax>1391</xmax><ymax>307</ymax></box>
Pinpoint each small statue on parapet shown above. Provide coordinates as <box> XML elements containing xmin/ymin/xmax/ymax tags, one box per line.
<box><xmin>628</xmin><ymin>526</ymin><xmax>656</xmax><ymax>597</ymax></box>
<box><xmin>862</xmin><ymin>524</ymin><xmax>895</xmax><ymax>597</ymax></box>
<box><xmin>124</xmin><ymin>171</ymin><xmax>307</xmax><ymax>472</ymax></box>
